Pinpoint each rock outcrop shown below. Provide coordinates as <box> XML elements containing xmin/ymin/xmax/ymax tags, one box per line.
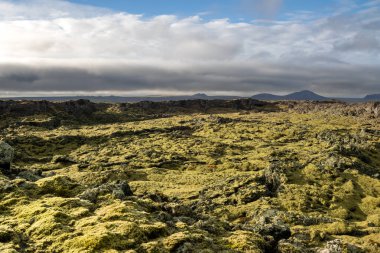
<box><xmin>0</xmin><ymin>141</ymin><xmax>14</xmax><ymax>175</ymax></box>
<box><xmin>280</xmin><ymin>101</ymin><xmax>380</xmax><ymax>118</ymax></box>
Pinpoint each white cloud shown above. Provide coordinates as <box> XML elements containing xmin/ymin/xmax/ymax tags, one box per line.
<box><xmin>0</xmin><ymin>0</ymin><xmax>379</xmax><ymax>97</ymax></box>
<box><xmin>0</xmin><ymin>0</ymin><xmax>110</xmax><ymax>20</ymax></box>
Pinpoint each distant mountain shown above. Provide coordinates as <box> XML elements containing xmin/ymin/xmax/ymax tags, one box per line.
<box><xmin>285</xmin><ymin>90</ymin><xmax>329</xmax><ymax>100</ymax></box>
<box><xmin>252</xmin><ymin>90</ymin><xmax>330</xmax><ymax>101</ymax></box>
<box><xmin>364</xmin><ymin>94</ymin><xmax>380</xmax><ymax>101</ymax></box>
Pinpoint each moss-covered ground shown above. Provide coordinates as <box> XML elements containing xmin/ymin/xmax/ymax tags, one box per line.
<box><xmin>0</xmin><ymin>107</ymin><xmax>379</xmax><ymax>252</ymax></box>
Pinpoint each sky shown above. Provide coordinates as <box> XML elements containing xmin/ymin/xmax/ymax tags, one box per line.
<box><xmin>0</xmin><ymin>0</ymin><xmax>379</xmax><ymax>97</ymax></box>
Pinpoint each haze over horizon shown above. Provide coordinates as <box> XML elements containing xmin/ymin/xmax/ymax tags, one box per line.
<box><xmin>0</xmin><ymin>0</ymin><xmax>379</xmax><ymax>97</ymax></box>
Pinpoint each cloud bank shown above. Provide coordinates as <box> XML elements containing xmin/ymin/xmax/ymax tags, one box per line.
<box><xmin>0</xmin><ymin>0</ymin><xmax>379</xmax><ymax>97</ymax></box>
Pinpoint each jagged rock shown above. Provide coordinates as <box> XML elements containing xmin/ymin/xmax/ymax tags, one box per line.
<box><xmin>255</xmin><ymin>221</ymin><xmax>291</xmax><ymax>242</ymax></box>
<box><xmin>78</xmin><ymin>180</ymin><xmax>133</xmax><ymax>203</ymax></box>
<box><xmin>60</xmin><ymin>99</ymin><xmax>101</xmax><ymax>119</ymax></box>
<box><xmin>278</xmin><ymin>238</ymin><xmax>311</xmax><ymax>253</ymax></box>
<box><xmin>318</xmin><ymin>239</ymin><xmax>343</xmax><ymax>253</ymax></box>
<box><xmin>117</xmin><ymin>98</ymin><xmax>274</xmax><ymax>115</ymax></box>
<box><xmin>198</xmin><ymin>175</ymin><xmax>267</xmax><ymax>209</ymax></box>
<box><xmin>0</xmin><ymin>100</ymin><xmax>51</xmax><ymax>116</ymax></box>
<box><xmin>0</xmin><ymin>141</ymin><xmax>14</xmax><ymax>175</ymax></box>
<box><xmin>318</xmin><ymin>239</ymin><xmax>363</xmax><ymax>253</ymax></box>
<box><xmin>264</xmin><ymin>164</ymin><xmax>286</xmax><ymax>196</ymax></box>
<box><xmin>250</xmin><ymin>210</ymin><xmax>291</xmax><ymax>241</ymax></box>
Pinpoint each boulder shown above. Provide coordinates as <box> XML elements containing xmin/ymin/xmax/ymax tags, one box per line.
<box><xmin>0</xmin><ymin>141</ymin><xmax>14</xmax><ymax>175</ymax></box>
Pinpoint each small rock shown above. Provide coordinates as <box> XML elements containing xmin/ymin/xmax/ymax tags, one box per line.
<box><xmin>318</xmin><ymin>239</ymin><xmax>343</xmax><ymax>253</ymax></box>
<box><xmin>41</xmin><ymin>171</ymin><xmax>57</xmax><ymax>177</ymax></box>
<box><xmin>51</xmin><ymin>155</ymin><xmax>76</xmax><ymax>164</ymax></box>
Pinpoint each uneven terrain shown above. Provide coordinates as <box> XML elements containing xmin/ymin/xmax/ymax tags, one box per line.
<box><xmin>0</xmin><ymin>99</ymin><xmax>379</xmax><ymax>252</ymax></box>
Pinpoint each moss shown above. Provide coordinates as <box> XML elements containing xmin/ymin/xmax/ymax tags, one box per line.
<box><xmin>330</xmin><ymin>207</ymin><xmax>350</xmax><ymax>219</ymax></box>
<box><xmin>0</xmin><ymin>225</ymin><xmax>13</xmax><ymax>243</ymax></box>
<box><xmin>162</xmin><ymin>232</ymin><xmax>205</xmax><ymax>251</ymax></box>
<box><xmin>1</xmin><ymin>106</ymin><xmax>379</xmax><ymax>252</ymax></box>
<box><xmin>36</xmin><ymin>175</ymin><xmax>81</xmax><ymax>197</ymax></box>
<box><xmin>224</xmin><ymin>230</ymin><xmax>266</xmax><ymax>252</ymax></box>
<box><xmin>63</xmin><ymin>221</ymin><xmax>149</xmax><ymax>252</ymax></box>
<box><xmin>312</xmin><ymin>222</ymin><xmax>356</xmax><ymax>236</ymax></box>
<box><xmin>366</xmin><ymin>214</ymin><xmax>380</xmax><ymax>227</ymax></box>
<box><xmin>360</xmin><ymin>196</ymin><xmax>380</xmax><ymax>215</ymax></box>
<box><xmin>26</xmin><ymin>210</ymin><xmax>71</xmax><ymax>238</ymax></box>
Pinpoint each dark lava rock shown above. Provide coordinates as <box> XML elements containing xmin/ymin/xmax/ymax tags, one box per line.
<box><xmin>0</xmin><ymin>141</ymin><xmax>14</xmax><ymax>175</ymax></box>
<box><xmin>78</xmin><ymin>180</ymin><xmax>133</xmax><ymax>203</ymax></box>
<box><xmin>17</xmin><ymin>169</ymin><xmax>43</xmax><ymax>182</ymax></box>
<box><xmin>51</xmin><ymin>155</ymin><xmax>77</xmax><ymax>164</ymax></box>
<box><xmin>251</xmin><ymin>210</ymin><xmax>291</xmax><ymax>241</ymax></box>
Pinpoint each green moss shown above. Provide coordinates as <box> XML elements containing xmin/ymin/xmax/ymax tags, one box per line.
<box><xmin>360</xmin><ymin>196</ymin><xmax>380</xmax><ymax>215</ymax></box>
<box><xmin>37</xmin><ymin>175</ymin><xmax>81</xmax><ymax>197</ymax></box>
<box><xmin>224</xmin><ymin>231</ymin><xmax>266</xmax><ymax>252</ymax></box>
<box><xmin>1</xmin><ymin>106</ymin><xmax>379</xmax><ymax>252</ymax></box>
<box><xmin>162</xmin><ymin>232</ymin><xmax>205</xmax><ymax>251</ymax></box>
<box><xmin>0</xmin><ymin>225</ymin><xmax>13</xmax><ymax>243</ymax></box>
<box><xmin>64</xmin><ymin>222</ymin><xmax>142</xmax><ymax>252</ymax></box>
<box><xmin>311</xmin><ymin>222</ymin><xmax>356</xmax><ymax>237</ymax></box>
<box><xmin>367</xmin><ymin>214</ymin><xmax>380</xmax><ymax>227</ymax></box>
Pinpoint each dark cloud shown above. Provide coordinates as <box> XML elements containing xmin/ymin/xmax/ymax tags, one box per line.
<box><xmin>334</xmin><ymin>33</ymin><xmax>380</xmax><ymax>52</ymax></box>
<box><xmin>0</xmin><ymin>61</ymin><xmax>379</xmax><ymax>97</ymax></box>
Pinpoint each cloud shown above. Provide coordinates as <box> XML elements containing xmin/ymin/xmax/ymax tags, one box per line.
<box><xmin>0</xmin><ymin>0</ymin><xmax>379</xmax><ymax>97</ymax></box>
<box><xmin>1</xmin><ymin>59</ymin><xmax>379</xmax><ymax>97</ymax></box>
<box><xmin>0</xmin><ymin>0</ymin><xmax>110</xmax><ymax>20</ymax></box>
<box><xmin>334</xmin><ymin>32</ymin><xmax>380</xmax><ymax>52</ymax></box>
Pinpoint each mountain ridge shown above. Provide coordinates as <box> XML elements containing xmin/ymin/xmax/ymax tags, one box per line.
<box><xmin>252</xmin><ymin>90</ymin><xmax>330</xmax><ymax>101</ymax></box>
<box><xmin>1</xmin><ymin>90</ymin><xmax>379</xmax><ymax>102</ymax></box>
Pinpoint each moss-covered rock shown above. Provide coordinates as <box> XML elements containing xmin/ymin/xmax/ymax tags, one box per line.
<box><xmin>37</xmin><ymin>175</ymin><xmax>81</xmax><ymax>197</ymax></box>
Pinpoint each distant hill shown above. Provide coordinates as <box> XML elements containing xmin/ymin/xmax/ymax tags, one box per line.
<box><xmin>364</xmin><ymin>94</ymin><xmax>380</xmax><ymax>101</ymax></box>
<box><xmin>285</xmin><ymin>90</ymin><xmax>329</xmax><ymax>100</ymax></box>
<box><xmin>252</xmin><ymin>90</ymin><xmax>330</xmax><ymax>101</ymax></box>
